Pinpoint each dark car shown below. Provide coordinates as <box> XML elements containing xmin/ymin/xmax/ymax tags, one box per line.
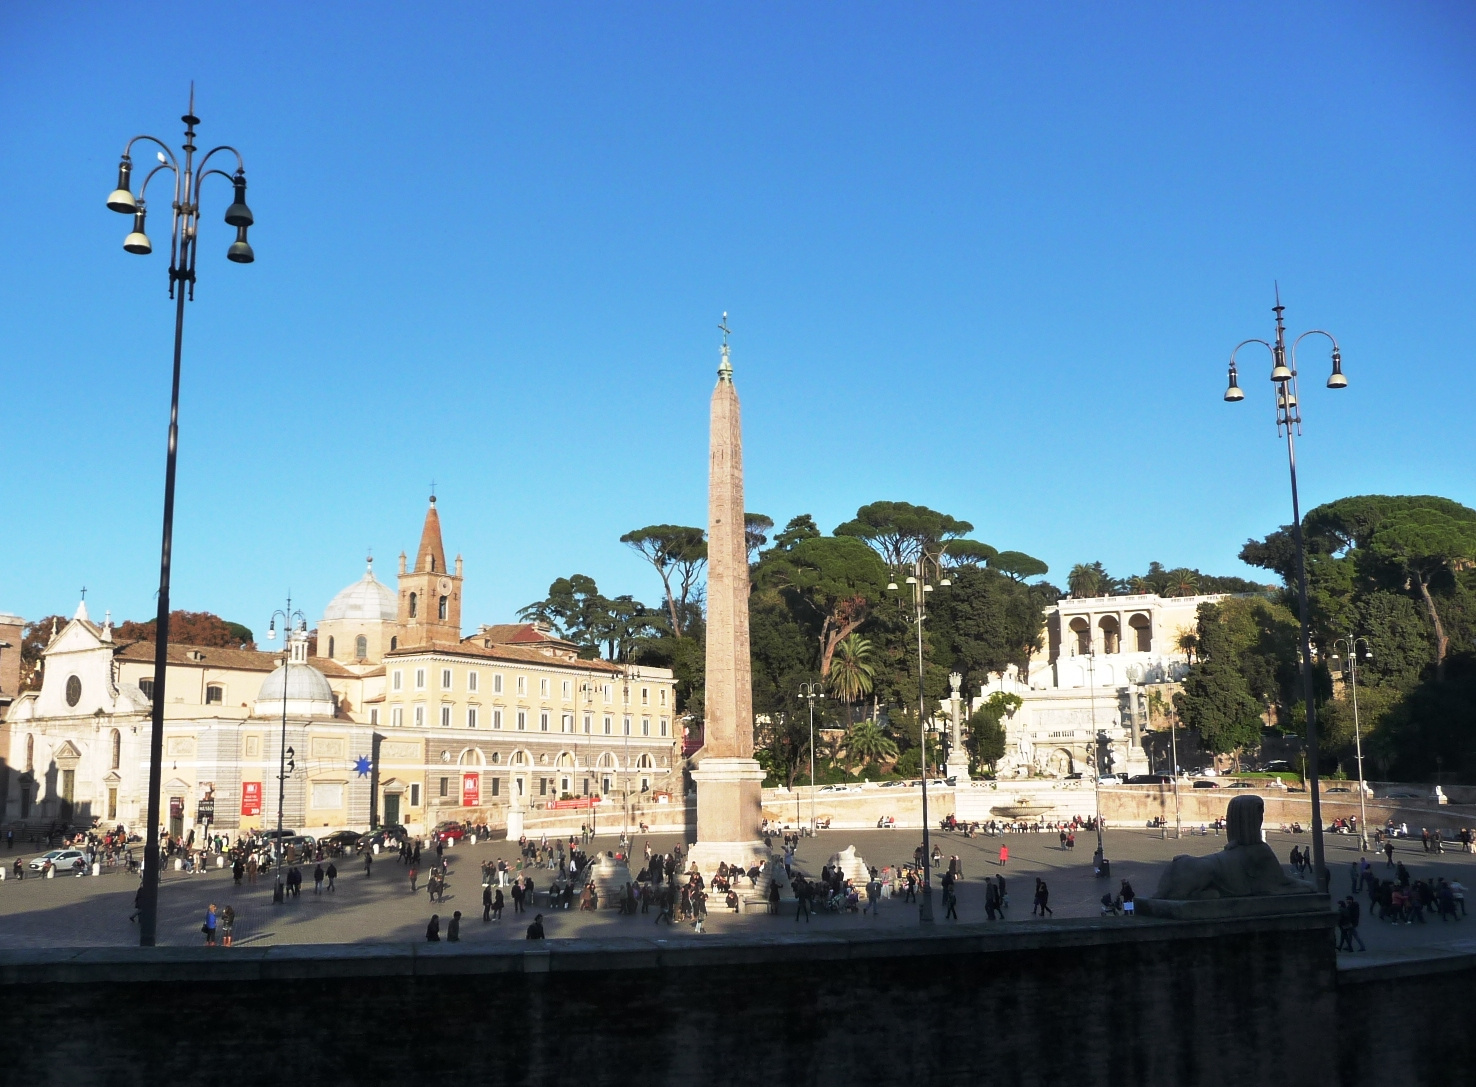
<box><xmin>1262</xmin><ymin>760</ymin><xmax>1293</xmax><ymax>773</ymax></box>
<box><xmin>431</xmin><ymin>822</ymin><xmax>465</xmax><ymax>844</ymax></box>
<box><xmin>1126</xmin><ymin>774</ymin><xmax>1174</xmax><ymax>785</ymax></box>
<box><xmin>358</xmin><ymin>825</ymin><xmax>409</xmax><ymax>851</ymax></box>
<box><xmin>1192</xmin><ymin>780</ymin><xmax>1221</xmax><ymax>789</ymax></box>
<box><xmin>318</xmin><ymin>831</ymin><xmax>364</xmax><ymax>852</ymax></box>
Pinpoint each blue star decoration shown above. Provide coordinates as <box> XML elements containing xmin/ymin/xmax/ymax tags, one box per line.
<box><xmin>353</xmin><ymin>756</ymin><xmax>372</xmax><ymax>777</ymax></box>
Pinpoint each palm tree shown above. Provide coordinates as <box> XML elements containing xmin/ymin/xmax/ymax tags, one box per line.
<box><xmin>1176</xmin><ymin>629</ymin><xmax>1198</xmax><ymax>664</ymax></box>
<box><xmin>844</xmin><ymin>720</ymin><xmax>898</xmax><ymax>770</ymax></box>
<box><xmin>1067</xmin><ymin>563</ymin><xmax>1103</xmax><ymax>598</ymax></box>
<box><xmin>1164</xmin><ymin>568</ymin><xmax>1199</xmax><ymax>597</ymax></box>
<box><xmin>828</xmin><ymin>633</ymin><xmax>876</xmax><ymax>706</ymax></box>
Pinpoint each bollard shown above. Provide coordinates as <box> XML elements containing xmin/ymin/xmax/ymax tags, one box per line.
<box><xmin>46</xmin><ymin>867</ymin><xmax>54</xmax><ymax>879</ymax></box>
<box><xmin>469</xmin><ymin>835</ymin><xmax>477</xmax><ymax>845</ymax></box>
<box><xmin>92</xmin><ymin>862</ymin><xmax>100</xmax><ymax>876</ymax></box>
<box><xmin>217</xmin><ymin>855</ymin><xmax>225</xmax><ymax>868</ymax></box>
<box><xmin>373</xmin><ymin>843</ymin><xmax>380</xmax><ymax>855</ymax></box>
<box><xmin>174</xmin><ymin>858</ymin><xmax>183</xmax><ymax>871</ymax></box>
<box><xmin>0</xmin><ymin>866</ymin><xmax>6</xmax><ymax>881</ymax></box>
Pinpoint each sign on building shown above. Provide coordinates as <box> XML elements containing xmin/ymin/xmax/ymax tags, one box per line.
<box><xmin>241</xmin><ymin>781</ymin><xmax>262</xmax><ymax>816</ymax></box>
<box><xmin>462</xmin><ymin>773</ymin><xmax>479</xmax><ymax>807</ymax></box>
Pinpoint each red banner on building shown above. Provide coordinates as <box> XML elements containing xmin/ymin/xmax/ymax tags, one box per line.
<box><xmin>461</xmin><ymin>773</ymin><xmax>480</xmax><ymax>807</ymax></box>
<box><xmin>241</xmin><ymin>781</ymin><xmax>262</xmax><ymax>816</ymax></box>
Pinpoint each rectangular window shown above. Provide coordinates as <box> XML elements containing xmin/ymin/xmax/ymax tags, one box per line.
<box><xmin>139</xmin><ymin>677</ymin><xmax>154</xmax><ymax>699</ymax></box>
<box><xmin>604</xmin><ymin>684</ymin><xmax>613</xmax><ymax>702</ymax></box>
<box><xmin>583</xmin><ymin>714</ymin><xmax>592</xmax><ymax>734</ymax></box>
<box><xmin>642</xmin><ymin>717</ymin><xmax>651</xmax><ymax>736</ymax></box>
<box><xmin>603</xmin><ymin>715</ymin><xmax>613</xmax><ymax>735</ymax></box>
<box><xmin>493</xmin><ymin>709</ymin><xmax>503</xmax><ymax>730</ymax></box>
<box><xmin>414</xmin><ymin>705</ymin><xmax>425</xmax><ymax>727</ymax></box>
<box><xmin>539</xmin><ymin>778</ymin><xmax>548</xmax><ymax>797</ymax></box>
<box><xmin>467</xmin><ymin>707</ymin><xmax>478</xmax><ymax>729</ymax></box>
<box><xmin>562</xmin><ymin>679</ymin><xmax>572</xmax><ymax>699</ymax></box>
<box><xmin>392</xmin><ymin>671</ymin><xmax>403</xmax><ymax>691</ymax></box>
<box><xmin>468</xmin><ymin>671</ymin><xmax>479</xmax><ymax>693</ymax></box>
<box><xmin>439</xmin><ymin>777</ymin><xmax>448</xmax><ymax>798</ymax></box>
<box><xmin>660</xmin><ymin>688</ymin><xmax>667</xmax><ymax>707</ymax></box>
<box><xmin>623</xmin><ymin>716</ymin><xmax>632</xmax><ymax>736</ymax></box>
<box><xmin>641</xmin><ymin>687</ymin><xmax>649</xmax><ymax>705</ymax></box>
<box><xmin>539</xmin><ymin>712</ymin><xmax>550</xmax><ymax>733</ymax></box>
<box><xmin>391</xmin><ymin>707</ymin><xmax>404</xmax><ymax>728</ymax></box>
<box><xmin>410</xmin><ymin>783</ymin><xmax>420</xmax><ymax>806</ymax></box>
<box><xmin>623</xmin><ymin>685</ymin><xmax>630</xmax><ymax>705</ymax></box>
<box><xmin>494</xmin><ymin>673</ymin><xmax>504</xmax><ymax>694</ymax></box>
<box><xmin>246</xmin><ymin>735</ymin><xmax>261</xmax><ymax>757</ymax></box>
<box><xmin>107</xmin><ymin>787</ymin><xmax>118</xmax><ymax>820</ymax></box>
<box><xmin>562</xmin><ymin>714</ymin><xmax>573</xmax><ymax>734</ymax></box>
<box><xmin>517</xmin><ymin>710</ymin><xmax>527</xmax><ymax>731</ymax></box>
<box><xmin>206</xmin><ymin>684</ymin><xmax>224</xmax><ymax>705</ymax></box>
<box><xmin>441</xmin><ymin>705</ymin><xmax>452</xmax><ymax>728</ymax></box>
<box><xmin>516</xmin><ymin>676</ymin><xmax>526</xmax><ymax>695</ymax></box>
<box><xmin>491</xmin><ymin>777</ymin><xmax>500</xmax><ymax>797</ymax></box>
<box><xmin>414</xmin><ymin>668</ymin><xmax>426</xmax><ymax>690</ymax></box>
<box><xmin>540</xmin><ymin>677</ymin><xmax>550</xmax><ymax>697</ymax></box>
<box><xmin>441</xmin><ymin>669</ymin><xmax>453</xmax><ymax>690</ymax></box>
<box><xmin>370</xmin><ymin>708</ymin><xmax>380</xmax><ymax>726</ymax></box>
<box><xmin>660</xmin><ymin>717</ymin><xmax>669</xmax><ymax>737</ymax></box>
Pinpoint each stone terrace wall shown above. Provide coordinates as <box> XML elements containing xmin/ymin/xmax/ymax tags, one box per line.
<box><xmin>1336</xmin><ymin>953</ymin><xmax>1476</xmax><ymax>1084</ymax></box>
<box><xmin>0</xmin><ymin>912</ymin><xmax>1342</xmax><ymax>1087</ymax></box>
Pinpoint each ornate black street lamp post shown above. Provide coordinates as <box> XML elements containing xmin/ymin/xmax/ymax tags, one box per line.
<box><xmin>1223</xmin><ymin>290</ymin><xmax>1345</xmax><ymax>892</ymax></box>
<box><xmin>108</xmin><ymin>87</ymin><xmax>255</xmax><ymax>946</ymax></box>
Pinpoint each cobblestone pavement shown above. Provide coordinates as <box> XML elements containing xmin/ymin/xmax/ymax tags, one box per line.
<box><xmin>0</xmin><ymin>827</ymin><xmax>1470</xmax><ymax>962</ymax></box>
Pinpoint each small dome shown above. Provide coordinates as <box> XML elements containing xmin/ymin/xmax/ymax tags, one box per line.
<box><xmin>257</xmin><ymin>662</ymin><xmax>335</xmax><ymax>706</ymax></box>
<box><xmin>323</xmin><ymin>561</ymin><xmax>397</xmax><ymax>623</ymax></box>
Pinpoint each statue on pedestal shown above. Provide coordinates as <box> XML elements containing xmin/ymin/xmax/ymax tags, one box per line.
<box><xmin>1152</xmin><ymin>794</ymin><xmax>1314</xmax><ymax>900</ymax></box>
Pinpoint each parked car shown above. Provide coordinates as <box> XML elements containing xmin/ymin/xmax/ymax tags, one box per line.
<box><xmin>358</xmin><ymin>827</ymin><xmax>407</xmax><ymax>851</ymax></box>
<box><xmin>879</xmin><ymin>780</ymin><xmax>908</xmax><ymax>789</ymax></box>
<box><xmin>1063</xmin><ymin>772</ymin><xmax>1083</xmax><ymax>781</ymax></box>
<box><xmin>1325</xmin><ymin>787</ymin><xmax>1351</xmax><ymax>794</ymax></box>
<box><xmin>431</xmin><ymin>822</ymin><xmax>465</xmax><ymax>844</ymax></box>
<box><xmin>817</xmin><ymin>784</ymin><xmax>847</xmax><ymax>793</ymax></box>
<box><xmin>1192</xmin><ymin>780</ymin><xmax>1221</xmax><ymax>789</ymax></box>
<box><xmin>1226</xmin><ymin>781</ymin><xmax>1259</xmax><ymax>789</ymax></box>
<box><xmin>30</xmin><ymin>849</ymin><xmax>86</xmax><ymax>873</ymax></box>
<box><xmin>1127</xmin><ymin>774</ymin><xmax>1174</xmax><ymax>785</ymax></box>
<box><xmin>317</xmin><ymin>831</ymin><xmax>363</xmax><ymax>852</ymax></box>
<box><xmin>1262</xmin><ymin>760</ymin><xmax>1293</xmax><ymax>773</ymax></box>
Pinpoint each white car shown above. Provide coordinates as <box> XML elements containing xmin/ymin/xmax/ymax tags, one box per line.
<box><xmin>817</xmin><ymin>784</ymin><xmax>846</xmax><ymax>793</ymax></box>
<box><xmin>29</xmin><ymin>849</ymin><xmax>86</xmax><ymax>874</ymax></box>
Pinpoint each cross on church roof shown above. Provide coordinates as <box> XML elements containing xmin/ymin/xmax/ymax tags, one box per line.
<box><xmin>80</xmin><ymin>586</ymin><xmax>87</xmax><ymax>601</ymax></box>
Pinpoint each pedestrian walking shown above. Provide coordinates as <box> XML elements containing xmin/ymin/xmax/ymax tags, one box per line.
<box><xmin>203</xmin><ymin>904</ymin><xmax>218</xmax><ymax>946</ymax></box>
<box><xmin>426</xmin><ymin>914</ymin><xmax>440</xmax><ymax>942</ymax></box>
<box><xmin>526</xmin><ymin>913</ymin><xmax>546</xmax><ymax>939</ymax></box>
<box><xmin>999</xmin><ymin>844</ymin><xmax>1009</xmax><ymax>867</ymax></box>
<box><xmin>483</xmin><ymin>884</ymin><xmax>493</xmax><ymax>923</ymax></box>
<box><xmin>220</xmin><ymin>905</ymin><xmax>235</xmax><ymax>947</ymax></box>
<box><xmin>365</xmin><ymin>852</ymin><xmax>373</xmax><ymax>877</ymax></box>
<box><xmin>409</xmin><ymin>866</ymin><xmax>419</xmax><ymax>893</ymax></box>
<box><xmin>448</xmin><ymin>911</ymin><xmax>461</xmax><ymax>942</ymax></box>
<box><xmin>795</xmin><ymin>879</ymin><xmax>811</xmax><ymax>922</ymax></box>
<box><xmin>313</xmin><ymin>863</ymin><xmax>324</xmax><ymax>894</ymax></box>
<box><xmin>326</xmin><ymin>861</ymin><xmax>337</xmax><ymax>892</ymax></box>
<box><xmin>493</xmin><ymin>888</ymin><xmax>505</xmax><ymax>921</ymax></box>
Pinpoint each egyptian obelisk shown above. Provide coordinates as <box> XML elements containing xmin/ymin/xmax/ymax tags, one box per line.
<box><xmin>687</xmin><ymin>315</ymin><xmax>768</xmax><ymax>878</ymax></box>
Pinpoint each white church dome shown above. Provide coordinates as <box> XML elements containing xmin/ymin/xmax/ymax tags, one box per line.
<box><xmin>257</xmin><ymin>661</ymin><xmax>336</xmax><ymax>706</ymax></box>
<box><xmin>322</xmin><ymin>560</ymin><xmax>397</xmax><ymax>622</ymax></box>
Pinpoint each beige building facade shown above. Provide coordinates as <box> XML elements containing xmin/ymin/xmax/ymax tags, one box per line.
<box><xmin>2</xmin><ymin>498</ymin><xmax>678</xmax><ymax>838</ymax></box>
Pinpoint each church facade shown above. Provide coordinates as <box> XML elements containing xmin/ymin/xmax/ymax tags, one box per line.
<box><xmin>2</xmin><ymin>498</ymin><xmax>678</xmax><ymax>838</ymax></box>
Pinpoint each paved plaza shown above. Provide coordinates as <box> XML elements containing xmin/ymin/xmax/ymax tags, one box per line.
<box><xmin>0</xmin><ymin>827</ymin><xmax>1471</xmax><ymax>965</ymax></box>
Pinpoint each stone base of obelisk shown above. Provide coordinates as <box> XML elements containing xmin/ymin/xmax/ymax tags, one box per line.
<box><xmin>945</xmin><ymin>756</ymin><xmax>971</xmax><ymax>784</ymax></box>
<box><xmin>687</xmin><ymin>757</ymin><xmax>780</xmax><ymax>907</ymax></box>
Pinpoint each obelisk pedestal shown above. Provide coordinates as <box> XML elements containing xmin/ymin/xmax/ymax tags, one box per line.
<box><xmin>687</xmin><ymin>319</ymin><xmax>772</xmax><ymax>890</ymax></box>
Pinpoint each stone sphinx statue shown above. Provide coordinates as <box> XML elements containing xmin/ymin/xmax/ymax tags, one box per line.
<box><xmin>1153</xmin><ymin>794</ymin><xmax>1315</xmax><ymax>900</ymax></box>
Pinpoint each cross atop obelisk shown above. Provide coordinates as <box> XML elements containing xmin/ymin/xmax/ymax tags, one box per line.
<box><xmin>688</xmin><ymin>312</ymin><xmax>769</xmax><ymax>884</ymax></box>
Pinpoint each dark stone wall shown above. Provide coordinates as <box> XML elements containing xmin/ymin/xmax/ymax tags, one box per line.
<box><xmin>0</xmin><ymin>913</ymin><xmax>1339</xmax><ymax>1087</ymax></box>
<box><xmin>1335</xmin><ymin>954</ymin><xmax>1476</xmax><ymax>1085</ymax></box>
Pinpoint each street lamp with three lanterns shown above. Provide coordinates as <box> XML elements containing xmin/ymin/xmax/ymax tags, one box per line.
<box><xmin>1223</xmin><ymin>288</ymin><xmax>1346</xmax><ymax>892</ymax></box>
<box><xmin>1328</xmin><ymin>637</ymin><xmax>1374</xmax><ymax>851</ymax></box>
<box><xmin>797</xmin><ymin>682</ymin><xmax>825</xmax><ymax>834</ymax></box>
<box><xmin>265</xmin><ymin>599</ymin><xmax>306</xmax><ymax>902</ymax></box>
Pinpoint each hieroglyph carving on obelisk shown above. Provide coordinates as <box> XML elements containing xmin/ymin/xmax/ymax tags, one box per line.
<box><xmin>688</xmin><ymin>314</ymin><xmax>769</xmax><ymax>877</ymax></box>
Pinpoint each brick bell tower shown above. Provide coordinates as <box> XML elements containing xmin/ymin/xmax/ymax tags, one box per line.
<box><xmin>396</xmin><ymin>495</ymin><xmax>463</xmax><ymax>648</ymax></box>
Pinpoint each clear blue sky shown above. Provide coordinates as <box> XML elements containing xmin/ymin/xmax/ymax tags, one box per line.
<box><xmin>1</xmin><ymin>3</ymin><xmax>1473</xmax><ymax>637</ymax></box>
